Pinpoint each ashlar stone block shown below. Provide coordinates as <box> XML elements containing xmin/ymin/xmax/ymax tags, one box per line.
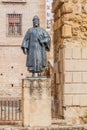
<box><xmin>22</xmin><ymin>77</ymin><xmax>51</xmax><ymax>127</ymax></box>
<box><xmin>62</xmin><ymin>24</ymin><xmax>72</xmax><ymax>38</ymax></box>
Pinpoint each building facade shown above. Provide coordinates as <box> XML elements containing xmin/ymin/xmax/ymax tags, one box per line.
<box><xmin>52</xmin><ymin>0</ymin><xmax>87</xmax><ymax>124</ymax></box>
<box><xmin>0</xmin><ymin>0</ymin><xmax>47</xmax><ymax>98</ymax></box>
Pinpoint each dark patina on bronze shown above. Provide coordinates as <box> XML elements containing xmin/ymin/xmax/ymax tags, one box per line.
<box><xmin>21</xmin><ymin>15</ymin><xmax>51</xmax><ymax>77</ymax></box>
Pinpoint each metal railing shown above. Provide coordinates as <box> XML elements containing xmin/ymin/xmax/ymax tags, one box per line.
<box><xmin>0</xmin><ymin>98</ymin><xmax>22</xmax><ymax>125</ymax></box>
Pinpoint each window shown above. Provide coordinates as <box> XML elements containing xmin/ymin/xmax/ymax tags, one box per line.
<box><xmin>8</xmin><ymin>14</ymin><xmax>22</xmax><ymax>36</ymax></box>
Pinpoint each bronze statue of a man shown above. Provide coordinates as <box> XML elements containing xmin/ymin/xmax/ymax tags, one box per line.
<box><xmin>21</xmin><ymin>15</ymin><xmax>51</xmax><ymax>77</ymax></box>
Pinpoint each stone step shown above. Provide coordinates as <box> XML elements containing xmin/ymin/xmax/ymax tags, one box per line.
<box><xmin>0</xmin><ymin>126</ymin><xmax>87</xmax><ymax>130</ymax></box>
<box><xmin>52</xmin><ymin>119</ymin><xmax>66</xmax><ymax>125</ymax></box>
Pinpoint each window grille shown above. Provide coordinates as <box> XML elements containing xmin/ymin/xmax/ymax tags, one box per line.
<box><xmin>8</xmin><ymin>14</ymin><xmax>22</xmax><ymax>36</ymax></box>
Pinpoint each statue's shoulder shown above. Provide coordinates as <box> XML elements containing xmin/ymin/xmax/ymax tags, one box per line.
<box><xmin>39</xmin><ymin>27</ymin><xmax>49</xmax><ymax>35</ymax></box>
<box><xmin>39</xmin><ymin>27</ymin><xmax>45</xmax><ymax>32</ymax></box>
<box><xmin>38</xmin><ymin>27</ymin><xmax>47</xmax><ymax>34</ymax></box>
<box><xmin>27</xmin><ymin>27</ymin><xmax>33</xmax><ymax>32</ymax></box>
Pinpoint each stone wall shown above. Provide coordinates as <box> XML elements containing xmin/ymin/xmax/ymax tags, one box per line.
<box><xmin>0</xmin><ymin>0</ymin><xmax>52</xmax><ymax>97</ymax></box>
<box><xmin>52</xmin><ymin>0</ymin><xmax>87</xmax><ymax>124</ymax></box>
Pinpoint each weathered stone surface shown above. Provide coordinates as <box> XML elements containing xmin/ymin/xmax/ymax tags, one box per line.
<box><xmin>22</xmin><ymin>78</ymin><xmax>51</xmax><ymax>127</ymax></box>
<box><xmin>64</xmin><ymin>107</ymin><xmax>87</xmax><ymax>125</ymax></box>
<box><xmin>61</xmin><ymin>3</ymin><xmax>73</xmax><ymax>14</ymax></box>
<box><xmin>0</xmin><ymin>126</ymin><xmax>86</xmax><ymax>130</ymax></box>
<box><xmin>4</xmin><ymin>128</ymin><xmax>12</xmax><ymax>130</ymax></box>
<box><xmin>52</xmin><ymin>0</ymin><xmax>87</xmax><ymax>124</ymax></box>
<box><xmin>72</xmin><ymin>72</ymin><xmax>82</xmax><ymax>82</ymax></box>
<box><xmin>62</xmin><ymin>24</ymin><xmax>72</xmax><ymax>38</ymax></box>
<box><xmin>65</xmin><ymin>72</ymin><xmax>73</xmax><ymax>83</ymax></box>
<box><xmin>64</xmin><ymin>84</ymin><xmax>87</xmax><ymax>94</ymax></box>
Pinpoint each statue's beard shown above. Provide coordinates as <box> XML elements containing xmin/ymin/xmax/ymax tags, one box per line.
<box><xmin>33</xmin><ymin>23</ymin><xmax>39</xmax><ymax>27</ymax></box>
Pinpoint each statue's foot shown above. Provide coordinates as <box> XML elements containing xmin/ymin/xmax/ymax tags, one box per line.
<box><xmin>32</xmin><ymin>72</ymin><xmax>35</xmax><ymax>77</ymax></box>
<box><xmin>38</xmin><ymin>73</ymin><xmax>41</xmax><ymax>76</ymax></box>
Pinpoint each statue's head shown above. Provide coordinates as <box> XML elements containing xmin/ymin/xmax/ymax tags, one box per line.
<box><xmin>33</xmin><ymin>15</ymin><xmax>40</xmax><ymax>27</ymax></box>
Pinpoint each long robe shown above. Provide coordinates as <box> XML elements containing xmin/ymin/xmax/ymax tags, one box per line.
<box><xmin>21</xmin><ymin>27</ymin><xmax>51</xmax><ymax>73</ymax></box>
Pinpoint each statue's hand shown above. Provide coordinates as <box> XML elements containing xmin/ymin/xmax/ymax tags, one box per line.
<box><xmin>38</xmin><ymin>38</ymin><xmax>45</xmax><ymax>45</ymax></box>
<box><xmin>23</xmin><ymin>48</ymin><xmax>28</xmax><ymax>55</ymax></box>
<box><xmin>40</xmin><ymin>39</ymin><xmax>45</xmax><ymax>44</ymax></box>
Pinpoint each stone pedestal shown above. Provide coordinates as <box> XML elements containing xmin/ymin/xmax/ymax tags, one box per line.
<box><xmin>22</xmin><ymin>77</ymin><xmax>51</xmax><ymax>127</ymax></box>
